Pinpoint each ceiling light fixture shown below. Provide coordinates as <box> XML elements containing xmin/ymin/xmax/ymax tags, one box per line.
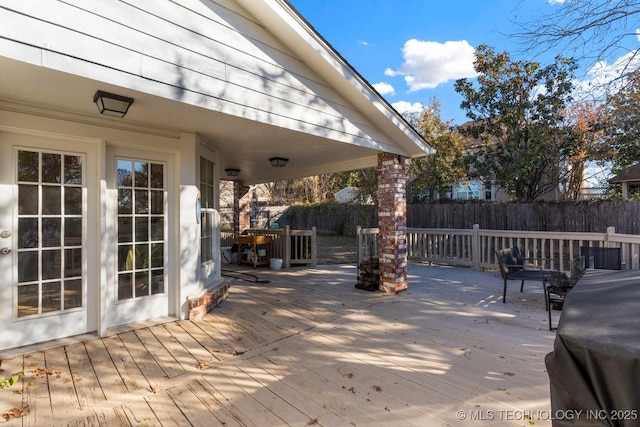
<box><xmin>269</xmin><ymin>157</ymin><xmax>289</xmax><ymax>167</ymax></box>
<box><xmin>93</xmin><ymin>90</ymin><xmax>134</xmax><ymax>118</ymax></box>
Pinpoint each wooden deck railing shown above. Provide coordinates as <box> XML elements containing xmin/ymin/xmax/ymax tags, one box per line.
<box><xmin>221</xmin><ymin>226</ymin><xmax>316</xmax><ymax>268</ymax></box>
<box><xmin>357</xmin><ymin>225</ymin><xmax>640</xmax><ymax>272</ymax></box>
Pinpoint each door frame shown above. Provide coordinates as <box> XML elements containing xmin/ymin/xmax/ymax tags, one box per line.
<box><xmin>103</xmin><ymin>144</ymin><xmax>177</xmax><ymax>331</ymax></box>
<box><xmin>0</xmin><ymin>129</ymin><xmax>99</xmax><ymax>351</ymax></box>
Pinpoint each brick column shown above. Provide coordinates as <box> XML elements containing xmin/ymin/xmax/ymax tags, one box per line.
<box><xmin>233</xmin><ymin>181</ymin><xmax>251</xmax><ymax>238</ymax></box>
<box><xmin>377</xmin><ymin>152</ymin><xmax>408</xmax><ymax>294</ymax></box>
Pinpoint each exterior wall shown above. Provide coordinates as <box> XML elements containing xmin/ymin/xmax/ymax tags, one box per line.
<box><xmin>0</xmin><ymin>104</ymin><xmax>215</xmax><ymax>349</ymax></box>
<box><xmin>0</xmin><ymin>0</ymin><xmax>430</xmax><ymax>350</ymax></box>
<box><xmin>377</xmin><ymin>153</ymin><xmax>408</xmax><ymax>294</ymax></box>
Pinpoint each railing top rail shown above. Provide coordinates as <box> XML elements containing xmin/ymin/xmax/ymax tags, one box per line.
<box><xmin>609</xmin><ymin>233</ymin><xmax>640</xmax><ymax>244</ymax></box>
<box><xmin>358</xmin><ymin>227</ymin><xmax>379</xmax><ymax>234</ymax></box>
<box><xmin>243</xmin><ymin>228</ymin><xmax>284</xmax><ymax>235</ymax></box>
<box><xmin>407</xmin><ymin>227</ymin><xmax>474</xmax><ymax>235</ymax></box>
<box><xmin>477</xmin><ymin>229</ymin><xmax>609</xmax><ymax>240</ymax></box>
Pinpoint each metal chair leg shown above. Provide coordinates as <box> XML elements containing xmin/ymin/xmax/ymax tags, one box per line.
<box><xmin>503</xmin><ymin>279</ymin><xmax>508</xmax><ymax>303</ymax></box>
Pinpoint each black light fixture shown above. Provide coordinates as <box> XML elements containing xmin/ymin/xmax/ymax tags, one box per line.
<box><xmin>269</xmin><ymin>157</ymin><xmax>289</xmax><ymax>167</ymax></box>
<box><xmin>93</xmin><ymin>90</ymin><xmax>134</xmax><ymax>118</ymax></box>
<box><xmin>225</xmin><ymin>168</ymin><xmax>241</xmax><ymax>177</ymax></box>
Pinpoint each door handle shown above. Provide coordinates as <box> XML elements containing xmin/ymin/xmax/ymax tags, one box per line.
<box><xmin>0</xmin><ymin>247</ymin><xmax>11</xmax><ymax>255</ymax></box>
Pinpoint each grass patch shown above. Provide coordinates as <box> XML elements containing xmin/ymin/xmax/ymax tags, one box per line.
<box><xmin>316</xmin><ymin>235</ymin><xmax>357</xmax><ymax>264</ymax></box>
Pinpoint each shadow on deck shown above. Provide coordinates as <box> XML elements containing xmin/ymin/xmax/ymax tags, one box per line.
<box><xmin>0</xmin><ymin>264</ymin><xmax>556</xmax><ymax>426</ymax></box>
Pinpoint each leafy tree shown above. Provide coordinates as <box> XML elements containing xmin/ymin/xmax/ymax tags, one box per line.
<box><xmin>454</xmin><ymin>45</ymin><xmax>578</xmax><ymax>202</ymax></box>
<box><xmin>338</xmin><ymin>168</ymin><xmax>378</xmax><ymax>204</ymax></box>
<box><xmin>560</xmin><ymin>102</ymin><xmax>606</xmax><ymax>200</ymax></box>
<box><xmin>404</xmin><ymin>99</ymin><xmax>468</xmax><ymax>201</ymax></box>
<box><xmin>265</xmin><ymin>174</ymin><xmax>340</xmax><ymax>205</ymax></box>
<box><xmin>600</xmin><ymin>70</ymin><xmax>640</xmax><ymax>171</ymax></box>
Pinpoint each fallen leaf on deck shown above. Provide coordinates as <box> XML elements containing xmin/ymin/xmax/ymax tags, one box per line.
<box><xmin>1</xmin><ymin>407</ymin><xmax>29</xmax><ymax>421</ymax></box>
<box><xmin>32</xmin><ymin>367</ymin><xmax>61</xmax><ymax>378</ymax></box>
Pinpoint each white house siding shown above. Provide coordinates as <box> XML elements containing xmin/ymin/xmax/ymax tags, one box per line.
<box><xmin>0</xmin><ymin>0</ymin><xmax>397</xmax><ymax>153</ymax></box>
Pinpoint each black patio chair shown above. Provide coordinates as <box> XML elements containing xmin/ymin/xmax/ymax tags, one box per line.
<box><xmin>496</xmin><ymin>247</ymin><xmax>556</xmax><ymax>303</ymax></box>
<box><xmin>546</xmin><ymin>256</ymin><xmax>589</xmax><ymax>331</ymax></box>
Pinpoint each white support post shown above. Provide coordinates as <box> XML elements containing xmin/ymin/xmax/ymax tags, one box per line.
<box><xmin>472</xmin><ymin>224</ymin><xmax>481</xmax><ymax>271</ymax></box>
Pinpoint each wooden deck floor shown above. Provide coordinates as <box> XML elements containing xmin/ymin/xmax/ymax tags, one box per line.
<box><xmin>0</xmin><ymin>264</ymin><xmax>557</xmax><ymax>426</ymax></box>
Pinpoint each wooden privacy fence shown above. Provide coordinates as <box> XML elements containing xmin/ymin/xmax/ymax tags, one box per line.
<box><xmin>221</xmin><ymin>226</ymin><xmax>317</xmax><ymax>268</ymax></box>
<box><xmin>357</xmin><ymin>225</ymin><xmax>640</xmax><ymax>272</ymax></box>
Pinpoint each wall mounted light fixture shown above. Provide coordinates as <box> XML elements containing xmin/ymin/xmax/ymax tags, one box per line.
<box><xmin>93</xmin><ymin>90</ymin><xmax>134</xmax><ymax>118</ymax></box>
<box><xmin>269</xmin><ymin>157</ymin><xmax>289</xmax><ymax>167</ymax></box>
<box><xmin>225</xmin><ymin>168</ymin><xmax>241</xmax><ymax>177</ymax></box>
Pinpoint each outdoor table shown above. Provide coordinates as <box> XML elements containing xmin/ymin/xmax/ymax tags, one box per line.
<box><xmin>545</xmin><ymin>269</ymin><xmax>640</xmax><ymax>426</ymax></box>
<box><xmin>237</xmin><ymin>234</ymin><xmax>273</xmax><ymax>268</ymax></box>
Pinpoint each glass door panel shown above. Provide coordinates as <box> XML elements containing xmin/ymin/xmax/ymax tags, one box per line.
<box><xmin>116</xmin><ymin>159</ymin><xmax>165</xmax><ymax>301</ymax></box>
<box><xmin>15</xmin><ymin>149</ymin><xmax>85</xmax><ymax>318</ymax></box>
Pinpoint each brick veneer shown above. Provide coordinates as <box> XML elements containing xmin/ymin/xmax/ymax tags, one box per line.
<box><xmin>187</xmin><ymin>282</ymin><xmax>230</xmax><ymax>320</ymax></box>
<box><xmin>233</xmin><ymin>181</ymin><xmax>251</xmax><ymax>237</ymax></box>
<box><xmin>377</xmin><ymin>152</ymin><xmax>408</xmax><ymax>294</ymax></box>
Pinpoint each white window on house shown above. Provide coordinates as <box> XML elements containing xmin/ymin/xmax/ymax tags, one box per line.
<box><xmin>455</xmin><ymin>182</ymin><xmax>481</xmax><ymax>200</ymax></box>
<box><xmin>116</xmin><ymin>159</ymin><xmax>166</xmax><ymax>301</ymax></box>
<box><xmin>200</xmin><ymin>156</ymin><xmax>216</xmax><ymax>263</ymax></box>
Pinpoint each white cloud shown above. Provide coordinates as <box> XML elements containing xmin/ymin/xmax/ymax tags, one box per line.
<box><xmin>357</xmin><ymin>40</ymin><xmax>369</xmax><ymax>46</ymax></box>
<box><xmin>572</xmin><ymin>51</ymin><xmax>640</xmax><ymax>99</ymax></box>
<box><xmin>391</xmin><ymin>100</ymin><xmax>424</xmax><ymax>114</ymax></box>
<box><xmin>372</xmin><ymin>82</ymin><xmax>395</xmax><ymax>95</ymax></box>
<box><xmin>386</xmin><ymin>39</ymin><xmax>477</xmax><ymax>91</ymax></box>
<box><xmin>547</xmin><ymin>0</ymin><xmax>566</xmax><ymax>4</ymax></box>
<box><xmin>636</xmin><ymin>28</ymin><xmax>640</xmax><ymax>42</ymax></box>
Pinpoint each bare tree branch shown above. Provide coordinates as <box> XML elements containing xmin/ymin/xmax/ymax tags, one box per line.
<box><xmin>513</xmin><ymin>0</ymin><xmax>640</xmax><ymax>93</ymax></box>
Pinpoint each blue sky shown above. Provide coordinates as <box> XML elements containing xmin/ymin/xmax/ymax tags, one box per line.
<box><xmin>288</xmin><ymin>0</ymin><xmax>638</xmax><ymax>127</ymax></box>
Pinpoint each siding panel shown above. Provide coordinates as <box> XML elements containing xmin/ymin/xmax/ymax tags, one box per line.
<box><xmin>0</xmin><ymin>0</ymin><xmax>393</xmax><ymax>149</ymax></box>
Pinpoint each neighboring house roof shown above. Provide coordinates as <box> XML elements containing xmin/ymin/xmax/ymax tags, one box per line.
<box><xmin>610</xmin><ymin>163</ymin><xmax>640</xmax><ymax>184</ymax></box>
<box><xmin>0</xmin><ymin>0</ymin><xmax>431</xmax><ymax>185</ymax></box>
<box><xmin>334</xmin><ymin>186</ymin><xmax>358</xmax><ymax>203</ymax></box>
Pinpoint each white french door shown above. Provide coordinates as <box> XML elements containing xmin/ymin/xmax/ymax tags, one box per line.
<box><xmin>0</xmin><ymin>132</ymin><xmax>97</xmax><ymax>351</ymax></box>
<box><xmin>105</xmin><ymin>147</ymin><xmax>171</xmax><ymax>328</ymax></box>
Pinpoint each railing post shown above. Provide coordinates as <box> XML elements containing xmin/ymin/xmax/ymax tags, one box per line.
<box><xmin>356</xmin><ymin>226</ymin><xmax>362</xmax><ymax>266</ymax></box>
<box><xmin>284</xmin><ymin>225</ymin><xmax>291</xmax><ymax>268</ymax></box>
<box><xmin>472</xmin><ymin>224</ymin><xmax>481</xmax><ymax>271</ymax></box>
<box><xmin>310</xmin><ymin>226</ymin><xmax>317</xmax><ymax>267</ymax></box>
<box><xmin>356</xmin><ymin>226</ymin><xmax>362</xmax><ymax>278</ymax></box>
<box><xmin>606</xmin><ymin>226</ymin><xmax>615</xmax><ymax>245</ymax></box>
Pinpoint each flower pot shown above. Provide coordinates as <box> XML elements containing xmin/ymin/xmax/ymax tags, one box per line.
<box><xmin>270</xmin><ymin>258</ymin><xmax>282</xmax><ymax>270</ymax></box>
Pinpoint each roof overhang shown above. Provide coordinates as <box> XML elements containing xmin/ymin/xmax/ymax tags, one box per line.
<box><xmin>0</xmin><ymin>0</ymin><xmax>431</xmax><ymax>185</ymax></box>
<box><xmin>234</xmin><ymin>0</ymin><xmax>433</xmax><ymax>158</ymax></box>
